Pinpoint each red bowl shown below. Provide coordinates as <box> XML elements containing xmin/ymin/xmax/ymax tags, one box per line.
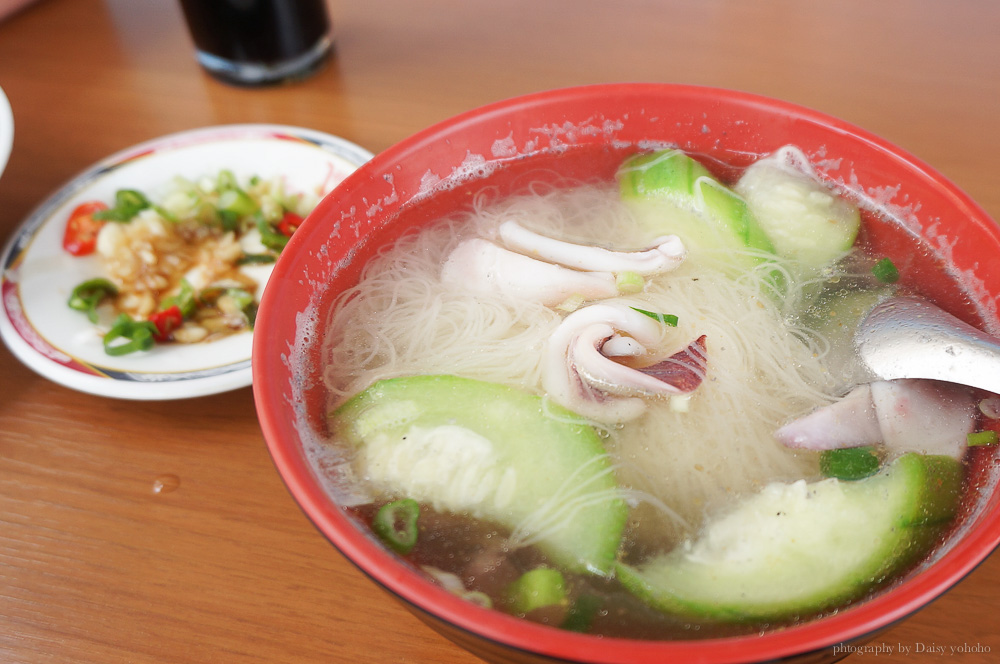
<box><xmin>252</xmin><ymin>83</ymin><xmax>1000</xmax><ymax>664</ymax></box>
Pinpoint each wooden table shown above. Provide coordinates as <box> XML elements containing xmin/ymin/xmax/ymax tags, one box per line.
<box><xmin>1</xmin><ymin>1</ymin><xmax>998</xmax><ymax>662</ymax></box>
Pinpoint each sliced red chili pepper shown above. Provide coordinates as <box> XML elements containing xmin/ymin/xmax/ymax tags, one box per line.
<box><xmin>62</xmin><ymin>201</ymin><xmax>110</xmax><ymax>256</ymax></box>
<box><xmin>148</xmin><ymin>305</ymin><xmax>184</xmax><ymax>342</ymax></box>
<box><xmin>276</xmin><ymin>211</ymin><xmax>303</xmax><ymax>237</ymax></box>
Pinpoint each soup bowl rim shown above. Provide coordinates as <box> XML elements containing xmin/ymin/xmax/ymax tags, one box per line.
<box><xmin>253</xmin><ymin>82</ymin><xmax>1000</xmax><ymax>664</ymax></box>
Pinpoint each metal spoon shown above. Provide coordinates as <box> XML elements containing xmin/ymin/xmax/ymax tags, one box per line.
<box><xmin>855</xmin><ymin>296</ymin><xmax>1000</xmax><ymax>394</ymax></box>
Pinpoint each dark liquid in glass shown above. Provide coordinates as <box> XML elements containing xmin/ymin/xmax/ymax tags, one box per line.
<box><xmin>178</xmin><ymin>0</ymin><xmax>332</xmax><ymax>85</ymax></box>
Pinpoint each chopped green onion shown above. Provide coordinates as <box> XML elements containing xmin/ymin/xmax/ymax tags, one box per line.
<box><xmin>819</xmin><ymin>447</ymin><xmax>881</xmax><ymax>480</ymax></box>
<box><xmin>505</xmin><ymin>567</ymin><xmax>567</xmax><ymax>615</ymax></box>
<box><xmin>372</xmin><ymin>498</ymin><xmax>420</xmax><ymax>554</ymax></box>
<box><xmin>151</xmin><ymin>203</ymin><xmax>177</xmax><ymax>223</ymax></box>
<box><xmin>103</xmin><ymin>314</ymin><xmax>158</xmax><ymax>356</ymax></box>
<box><xmin>872</xmin><ymin>257</ymin><xmax>900</xmax><ymax>284</ymax></box>
<box><xmin>669</xmin><ymin>394</ymin><xmax>693</xmax><ymax>413</ymax></box>
<box><xmin>68</xmin><ymin>278</ymin><xmax>118</xmax><ymax>323</ymax></box>
<box><xmin>217</xmin><ymin>188</ymin><xmax>258</xmax><ymax>217</ymax></box>
<box><xmin>615</xmin><ymin>271</ymin><xmax>645</xmax><ymax>294</ymax></box>
<box><xmin>979</xmin><ymin>397</ymin><xmax>1000</xmax><ymax>419</ymax></box>
<box><xmin>967</xmin><ymin>430</ymin><xmax>999</xmax><ymax>447</ymax></box>
<box><xmin>216</xmin><ymin>169</ymin><xmax>239</xmax><ymax>191</ymax></box>
<box><xmin>555</xmin><ymin>293</ymin><xmax>586</xmax><ymax>313</ymax></box>
<box><xmin>630</xmin><ymin>306</ymin><xmax>679</xmax><ymax>327</ymax></box>
<box><xmin>561</xmin><ymin>594</ymin><xmax>601</xmax><ymax>633</ymax></box>
<box><xmin>462</xmin><ymin>591</ymin><xmax>493</xmax><ymax>609</ymax></box>
<box><xmin>199</xmin><ymin>284</ymin><xmax>242</xmax><ymax>305</ymax></box>
<box><xmin>224</xmin><ymin>288</ymin><xmax>255</xmax><ymax>312</ymax></box>
<box><xmin>92</xmin><ymin>189</ymin><xmax>152</xmax><ymax>222</ymax></box>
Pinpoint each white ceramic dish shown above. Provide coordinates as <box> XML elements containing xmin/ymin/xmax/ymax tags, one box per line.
<box><xmin>0</xmin><ymin>85</ymin><xmax>12</xmax><ymax>180</ymax></box>
<box><xmin>0</xmin><ymin>124</ymin><xmax>372</xmax><ymax>400</ymax></box>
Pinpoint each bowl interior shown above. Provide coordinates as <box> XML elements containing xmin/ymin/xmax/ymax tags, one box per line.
<box><xmin>253</xmin><ymin>83</ymin><xmax>1000</xmax><ymax>664</ymax></box>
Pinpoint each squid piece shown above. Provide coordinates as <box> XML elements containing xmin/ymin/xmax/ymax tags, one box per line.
<box><xmin>542</xmin><ymin>303</ymin><xmax>706</xmax><ymax>423</ymax></box>
<box><xmin>498</xmin><ymin>220</ymin><xmax>686</xmax><ymax>275</ymax></box>
<box><xmin>440</xmin><ymin>239</ymin><xmax>618</xmax><ymax>305</ymax></box>
<box><xmin>601</xmin><ymin>334</ymin><xmax>646</xmax><ymax>358</ymax></box>
<box><xmin>775</xmin><ymin>379</ymin><xmax>977</xmax><ymax>460</ymax></box>
<box><xmin>635</xmin><ymin>336</ymin><xmax>708</xmax><ymax>394</ymax></box>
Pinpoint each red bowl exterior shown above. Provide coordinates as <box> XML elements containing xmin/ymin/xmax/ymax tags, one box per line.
<box><xmin>253</xmin><ymin>83</ymin><xmax>1000</xmax><ymax>664</ymax></box>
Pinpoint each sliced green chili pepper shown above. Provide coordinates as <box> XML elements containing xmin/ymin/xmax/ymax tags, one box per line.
<box><xmin>242</xmin><ymin>302</ymin><xmax>258</xmax><ymax>329</ymax></box>
<box><xmin>255</xmin><ymin>213</ymin><xmax>289</xmax><ymax>253</ymax></box>
<box><xmin>220</xmin><ymin>287</ymin><xmax>257</xmax><ymax>329</ymax></box>
<box><xmin>372</xmin><ymin>498</ymin><xmax>420</xmax><ymax>554</ymax></box>
<box><xmin>159</xmin><ymin>280</ymin><xmax>197</xmax><ymax>318</ymax></box>
<box><xmin>872</xmin><ymin>257</ymin><xmax>900</xmax><ymax>284</ymax></box>
<box><xmin>630</xmin><ymin>306</ymin><xmax>679</xmax><ymax>327</ymax></box>
<box><xmin>236</xmin><ymin>253</ymin><xmax>277</xmax><ymax>266</ymax></box>
<box><xmin>218</xmin><ymin>209</ymin><xmax>239</xmax><ymax>232</ymax></box>
<box><xmin>819</xmin><ymin>446</ymin><xmax>881</xmax><ymax>480</ymax></box>
<box><xmin>68</xmin><ymin>278</ymin><xmax>118</xmax><ymax>323</ymax></box>
<box><xmin>93</xmin><ymin>189</ymin><xmax>152</xmax><ymax>222</ymax></box>
<box><xmin>103</xmin><ymin>314</ymin><xmax>158</xmax><ymax>356</ymax></box>
<box><xmin>967</xmin><ymin>430</ymin><xmax>999</xmax><ymax>447</ymax></box>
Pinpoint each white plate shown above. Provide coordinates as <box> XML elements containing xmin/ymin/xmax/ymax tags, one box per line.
<box><xmin>0</xmin><ymin>124</ymin><xmax>372</xmax><ymax>400</ymax></box>
<box><xmin>0</xmin><ymin>85</ymin><xmax>12</xmax><ymax>180</ymax></box>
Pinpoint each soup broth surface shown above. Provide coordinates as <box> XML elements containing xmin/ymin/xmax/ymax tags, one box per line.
<box><xmin>311</xmin><ymin>149</ymin><xmax>986</xmax><ymax>639</ymax></box>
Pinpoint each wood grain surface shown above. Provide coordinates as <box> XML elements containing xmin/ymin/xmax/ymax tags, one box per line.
<box><xmin>1</xmin><ymin>1</ymin><xmax>998</xmax><ymax>662</ymax></box>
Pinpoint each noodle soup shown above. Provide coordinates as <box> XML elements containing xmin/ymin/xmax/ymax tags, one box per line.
<box><xmin>308</xmin><ymin>146</ymin><xmax>994</xmax><ymax>639</ymax></box>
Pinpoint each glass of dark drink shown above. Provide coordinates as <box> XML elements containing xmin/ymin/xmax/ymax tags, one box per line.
<box><xmin>177</xmin><ymin>0</ymin><xmax>333</xmax><ymax>86</ymax></box>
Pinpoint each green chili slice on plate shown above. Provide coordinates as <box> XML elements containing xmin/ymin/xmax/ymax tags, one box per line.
<box><xmin>236</xmin><ymin>253</ymin><xmax>277</xmax><ymax>266</ymax></box>
<box><xmin>92</xmin><ymin>189</ymin><xmax>152</xmax><ymax>222</ymax></box>
<box><xmin>68</xmin><ymin>278</ymin><xmax>118</xmax><ymax>323</ymax></box>
<box><xmin>103</xmin><ymin>314</ymin><xmax>158</xmax><ymax>356</ymax></box>
<box><xmin>255</xmin><ymin>214</ymin><xmax>289</xmax><ymax>253</ymax></box>
<box><xmin>159</xmin><ymin>279</ymin><xmax>197</xmax><ymax>318</ymax></box>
